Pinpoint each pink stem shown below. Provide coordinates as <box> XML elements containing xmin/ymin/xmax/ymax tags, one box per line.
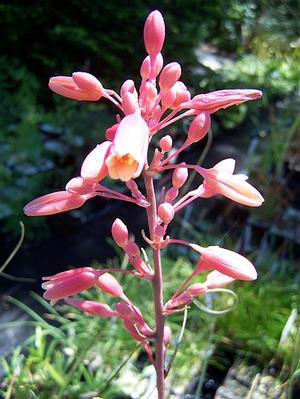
<box><xmin>95</xmin><ymin>187</ymin><xmax>143</xmax><ymax>206</ymax></box>
<box><xmin>160</xmin><ymin>142</ymin><xmax>190</xmax><ymax>167</ymax></box>
<box><xmin>143</xmin><ymin>169</ymin><xmax>165</xmax><ymax>399</ymax></box>
<box><xmin>151</xmin><ymin>109</ymin><xmax>195</xmax><ymax>133</ymax></box>
<box><xmin>100</xmin><ymin>268</ymin><xmax>139</xmax><ymax>277</ymax></box>
<box><xmin>174</xmin><ymin>186</ymin><xmax>205</xmax><ymax>212</ymax></box>
<box><xmin>171</xmin><ymin>273</ymin><xmax>195</xmax><ymax>301</ymax></box>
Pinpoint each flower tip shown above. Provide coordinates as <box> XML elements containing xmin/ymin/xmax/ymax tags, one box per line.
<box><xmin>144</xmin><ymin>10</ymin><xmax>165</xmax><ymax>56</ymax></box>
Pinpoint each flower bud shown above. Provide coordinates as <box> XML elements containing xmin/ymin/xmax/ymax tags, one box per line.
<box><xmin>172</xmin><ymin>81</ymin><xmax>191</xmax><ymax>108</ymax></box>
<box><xmin>187</xmin><ymin>113</ymin><xmax>211</xmax><ymax>144</ymax></box>
<box><xmin>65</xmin><ymin>298</ymin><xmax>118</xmax><ymax>317</ymax></box>
<box><xmin>161</xmin><ymin>86</ymin><xmax>176</xmax><ymax>109</ymax></box>
<box><xmin>159</xmin><ymin>135</ymin><xmax>173</xmax><ymax>152</ymax></box>
<box><xmin>124</xmin><ymin>240</ymin><xmax>140</xmax><ymax>257</ymax></box>
<box><xmin>205</xmin><ymin>270</ymin><xmax>235</xmax><ymax>289</ymax></box>
<box><xmin>143</xmin><ymin>10</ymin><xmax>165</xmax><ymax>56</ymax></box>
<box><xmin>163</xmin><ymin>326</ymin><xmax>172</xmax><ymax>346</ymax></box>
<box><xmin>158</xmin><ymin>202</ymin><xmax>175</xmax><ymax>224</ymax></box>
<box><xmin>172</xmin><ymin>165</ymin><xmax>188</xmax><ymax>188</ymax></box>
<box><xmin>165</xmin><ymin>187</ymin><xmax>178</xmax><ymax>203</ymax></box>
<box><xmin>120</xmin><ymin>79</ymin><xmax>137</xmax><ymax>99</ymax></box>
<box><xmin>24</xmin><ymin>191</ymin><xmax>87</xmax><ymax>216</ymax></box>
<box><xmin>159</xmin><ymin>62</ymin><xmax>181</xmax><ymax>92</ymax></box>
<box><xmin>97</xmin><ymin>273</ymin><xmax>128</xmax><ymax>301</ymax></box>
<box><xmin>194</xmin><ymin>245</ymin><xmax>257</xmax><ymax>281</ymax></box>
<box><xmin>42</xmin><ymin>267</ymin><xmax>99</xmax><ymax>301</ymax></box>
<box><xmin>187</xmin><ymin>283</ymin><xmax>207</xmax><ymax>296</ymax></box>
<box><xmin>65</xmin><ymin>177</ymin><xmax>95</xmax><ymax>195</ymax></box>
<box><xmin>111</xmin><ymin>218</ymin><xmax>128</xmax><ymax>247</ymax></box>
<box><xmin>140</xmin><ymin>57</ymin><xmax>151</xmax><ymax>80</ymax></box>
<box><xmin>122</xmin><ymin>92</ymin><xmax>139</xmax><ymax>115</ymax></box>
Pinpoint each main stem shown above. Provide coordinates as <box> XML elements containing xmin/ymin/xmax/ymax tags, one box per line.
<box><xmin>143</xmin><ymin>170</ymin><xmax>165</xmax><ymax>399</ymax></box>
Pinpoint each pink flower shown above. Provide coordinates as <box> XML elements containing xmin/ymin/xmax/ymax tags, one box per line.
<box><xmin>111</xmin><ymin>218</ymin><xmax>129</xmax><ymax>248</ymax></box>
<box><xmin>80</xmin><ymin>141</ymin><xmax>112</xmax><ymax>183</ymax></box>
<box><xmin>181</xmin><ymin>89</ymin><xmax>262</xmax><ymax>113</ymax></box>
<box><xmin>115</xmin><ymin>302</ymin><xmax>154</xmax><ymax>338</ymax></box>
<box><xmin>42</xmin><ymin>267</ymin><xmax>99</xmax><ymax>300</ymax></box>
<box><xmin>143</xmin><ymin>10</ymin><xmax>165</xmax><ymax>57</ymax></box>
<box><xmin>187</xmin><ymin>112</ymin><xmax>211</xmax><ymax>144</ymax></box>
<box><xmin>65</xmin><ymin>177</ymin><xmax>96</xmax><ymax>195</ymax></box>
<box><xmin>64</xmin><ymin>298</ymin><xmax>118</xmax><ymax>317</ymax></box>
<box><xmin>158</xmin><ymin>203</ymin><xmax>175</xmax><ymax>224</ymax></box>
<box><xmin>96</xmin><ymin>273</ymin><xmax>129</xmax><ymax>302</ymax></box>
<box><xmin>164</xmin><ymin>292</ymin><xmax>193</xmax><ymax>312</ymax></box>
<box><xmin>159</xmin><ymin>62</ymin><xmax>181</xmax><ymax>92</ymax></box>
<box><xmin>49</xmin><ymin>72</ymin><xmax>106</xmax><ymax>101</ymax></box>
<box><xmin>193</xmin><ymin>245</ymin><xmax>257</xmax><ymax>281</ymax></box>
<box><xmin>106</xmin><ymin>111</ymin><xmax>149</xmax><ymax>181</ymax></box>
<box><xmin>204</xmin><ymin>270</ymin><xmax>235</xmax><ymax>289</ymax></box>
<box><xmin>172</xmin><ymin>164</ymin><xmax>188</xmax><ymax>188</ymax></box>
<box><xmin>197</xmin><ymin>159</ymin><xmax>264</xmax><ymax>207</ymax></box>
<box><xmin>23</xmin><ymin>191</ymin><xmax>93</xmax><ymax>216</ymax></box>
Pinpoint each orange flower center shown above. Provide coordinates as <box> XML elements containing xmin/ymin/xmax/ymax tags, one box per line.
<box><xmin>115</xmin><ymin>154</ymin><xmax>136</xmax><ymax>166</ymax></box>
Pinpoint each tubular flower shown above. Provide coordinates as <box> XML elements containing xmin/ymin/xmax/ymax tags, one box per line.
<box><xmin>181</xmin><ymin>89</ymin><xmax>262</xmax><ymax>113</ymax></box>
<box><xmin>193</xmin><ymin>245</ymin><xmax>257</xmax><ymax>281</ymax></box>
<box><xmin>106</xmin><ymin>111</ymin><xmax>149</xmax><ymax>181</ymax></box>
<box><xmin>197</xmin><ymin>159</ymin><xmax>264</xmax><ymax>207</ymax></box>
<box><xmin>65</xmin><ymin>298</ymin><xmax>118</xmax><ymax>317</ymax></box>
<box><xmin>42</xmin><ymin>267</ymin><xmax>100</xmax><ymax>301</ymax></box>
<box><xmin>204</xmin><ymin>270</ymin><xmax>235</xmax><ymax>289</ymax></box>
<box><xmin>23</xmin><ymin>191</ymin><xmax>94</xmax><ymax>216</ymax></box>
<box><xmin>49</xmin><ymin>72</ymin><xmax>107</xmax><ymax>101</ymax></box>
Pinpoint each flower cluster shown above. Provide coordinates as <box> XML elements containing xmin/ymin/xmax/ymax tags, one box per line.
<box><xmin>24</xmin><ymin>10</ymin><xmax>263</xmax><ymax>396</ymax></box>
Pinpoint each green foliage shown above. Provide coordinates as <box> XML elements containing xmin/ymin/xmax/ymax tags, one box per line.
<box><xmin>1</xmin><ymin>250</ymin><xmax>299</xmax><ymax>397</ymax></box>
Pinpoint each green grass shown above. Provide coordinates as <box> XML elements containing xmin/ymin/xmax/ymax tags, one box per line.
<box><xmin>1</xmin><ymin>252</ymin><xmax>299</xmax><ymax>398</ymax></box>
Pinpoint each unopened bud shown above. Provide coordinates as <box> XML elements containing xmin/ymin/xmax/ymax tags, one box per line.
<box><xmin>65</xmin><ymin>177</ymin><xmax>95</xmax><ymax>195</ymax></box>
<box><xmin>72</xmin><ymin>72</ymin><xmax>106</xmax><ymax>96</ymax></box>
<box><xmin>97</xmin><ymin>273</ymin><xmax>128</xmax><ymax>300</ymax></box>
<box><xmin>161</xmin><ymin>86</ymin><xmax>176</xmax><ymax>109</ymax></box>
<box><xmin>173</xmin><ymin>81</ymin><xmax>191</xmax><ymax>108</ymax></box>
<box><xmin>172</xmin><ymin>165</ymin><xmax>188</xmax><ymax>188</ymax></box>
<box><xmin>120</xmin><ymin>79</ymin><xmax>137</xmax><ymax>99</ymax></box>
<box><xmin>159</xmin><ymin>135</ymin><xmax>173</xmax><ymax>152</ymax></box>
<box><xmin>159</xmin><ymin>62</ymin><xmax>181</xmax><ymax>92</ymax></box>
<box><xmin>144</xmin><ymin>10</ymin><xmax>165</xmax><ymax>56</ymax></box>
<box><xmin>122</xmin><ymin>92</ymin><xmax>139</xmax><ymax>115</ymax></box>
<box><xmin>163</xmin><ymin>326</ymin><xmax>172</xmax><ymax>345</ymax></box>
<box><xmin>165</xmin><ymin>187</ymin><xmax>179</xmax><ymax>203</ymax></box>
<box><xmin>141</xmin><ymin>53</ymin><xmax>164</xmax><ymax>80</ymax></box>
<box><xmin>187</xmin><ymin>283</ymin><xmax>207</xmax><ymax>296</ymax></box>
<box><xmin>187</xmin><ymin>113</ymin><xmax>211</xmax><ymax>143</ymax></box>
<box><xmin>112</xmin><ymin>218</ymin><xmax>128</xmax><ymax>247</ymax></box>
<box><xmin>158</xmin><ymin>202</ymin><xmax>175</xmax><ymax>224</ymax></box>
<box><xmin>124</xmin><ymin>240</ymin><xmax>140</xmax><ymax>257</ymax></box>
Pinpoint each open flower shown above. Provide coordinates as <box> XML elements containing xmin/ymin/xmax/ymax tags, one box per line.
<box><xmin>80</xmin><ymin>141</ymin><xmax>112</xmax><ymax>183</ymax></box>
<box><xmin>106</xmin><ymin>111</ymin><xmax>149</xmax><ymax>181</ymax></box>
<box><xmin>197</xmin><ymin>159</ymin><xmax>264</xmax><ymax>207</ymax></box>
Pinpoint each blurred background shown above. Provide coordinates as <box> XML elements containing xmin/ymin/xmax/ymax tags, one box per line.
<box><xmin>0</xmin><ymin>0</ymin><xmax>300</xmax><ymax>398</ymax></box>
